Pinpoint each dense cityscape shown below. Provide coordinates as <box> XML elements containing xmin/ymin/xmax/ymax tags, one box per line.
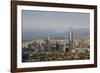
<box><xmin>22</xmin><ymin>27</ymin><xmax>90</xmax><ymax>62</ymax></box>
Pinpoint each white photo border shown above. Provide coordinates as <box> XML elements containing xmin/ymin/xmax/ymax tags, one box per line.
<box><xmin>17</xmin><ymin>5</ymin><xmax>94</xmax><ymax>68</ymax></box>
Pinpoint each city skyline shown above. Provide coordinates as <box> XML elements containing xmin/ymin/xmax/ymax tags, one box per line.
<box><xmin>22</xmin><ymin>26</ymin><xmax>90</xmax><ymax>62</ymax></box>
<box><xmin>22</xmin><ymin>10</ymin><xmax>90</xmax><ymax>40</ymax></box>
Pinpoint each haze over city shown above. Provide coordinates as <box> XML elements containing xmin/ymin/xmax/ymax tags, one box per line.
<box><xmin>22</xmin><ymin>10</ymin><xmax>90</xmax><ymax>40</ymax></box>
<box><xmin>22</xmin><ymin>10</ymin><xmax>90</xmax><ymax>62</ymax></box>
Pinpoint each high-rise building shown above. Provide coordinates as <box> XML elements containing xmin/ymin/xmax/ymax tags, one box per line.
<box><xmin>46</xmin><ymin>36</ymin><xmax>50</xmax><ymax>44</ymax></box>
<box><xmin>68</xmin><ymin>26</ymin><xmax>74</xmax><ymax>51</ymax></box>
<box><xmin>45</xmin><ymin>36</ymin><xmax>51</xmax><ymax>51</ymax></box>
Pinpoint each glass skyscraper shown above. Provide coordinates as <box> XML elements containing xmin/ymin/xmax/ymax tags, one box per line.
<box><xmin>68</xmin><ymin>26</ymin><xmax>74</xmax><ymax>51</ymax></box>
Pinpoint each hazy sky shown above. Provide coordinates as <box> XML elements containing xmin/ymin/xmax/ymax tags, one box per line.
<box><xmin>22</xmin><ymin>10</ymin><xmax>90</xmax><ymax>40</ymax></box>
